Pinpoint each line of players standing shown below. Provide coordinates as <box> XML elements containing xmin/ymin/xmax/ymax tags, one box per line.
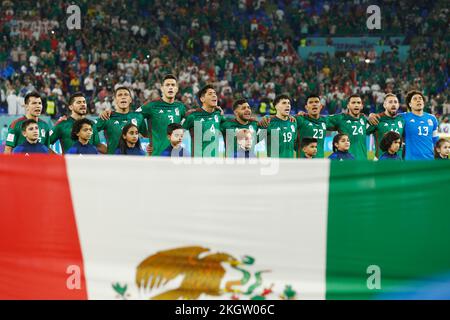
<box><xmin>3</xmin><ymin>74</ymin><xmax>450</xmax><ymax>160</ymax></box>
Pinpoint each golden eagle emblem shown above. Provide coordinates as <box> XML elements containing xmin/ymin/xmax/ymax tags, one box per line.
<box><xmin>135</xmin><ymin>246</ymin><xmax>241</xmax><ymax>300</ymax></box>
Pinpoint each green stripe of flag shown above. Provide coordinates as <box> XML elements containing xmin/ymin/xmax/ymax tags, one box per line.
<box><xmin>326</xmin><ymin>161</ymin><xmax>450</xmax><ymax>299</ymax></box>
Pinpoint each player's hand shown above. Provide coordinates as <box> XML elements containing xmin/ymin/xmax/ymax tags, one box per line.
<box><xmin>258</xmin><ymin>116</ymin><xmax>271</xmax><ymax>128</ymax></box>
<box><xmin>146</xmin><ymin>144</ymin><xmax>153</xmax><ymax>156</ymax></box>
<box><xmin>57</xmin><ymin>115</ymin><xmax>68</xmax><ymax>122</ymax></box>
<box><xmin>100</xmin><ymin>109</ymin><xmax>112</xmax><ymax>120</ymax></box>
<box><xmin>368</xmin><ymin>113</ymin><xmax>380</xmax><ymax>125</ymax></box>
<box><xmin>296</xmin><ymin>111</ymin><xmax>306</xmax><ymax>117</ymax></box>
<box><xmin>215</xmin><ymin>106</ymin><xmax>224</xmax><ymax>116</ymax></box>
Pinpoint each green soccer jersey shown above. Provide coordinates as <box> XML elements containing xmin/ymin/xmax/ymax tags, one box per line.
<box><xmin>296</xmin><ymin>115</ymin><xmax>329</xmax><ymax>158</ymax></box>
<box><xmin>366</xmin><ymin>114</ymin><xmax>405</xmax><ymax>158</ymax></box>
<box><xmin>137</xmin><ymin>100</ymin><xmax>186</xmax><ymax>156</ymax></box>
<box><xmin>95</xmin><ymin>111</ymin><xmax>147</xmax><ymax>155</ymax></box>
<box><xmin>6</xmin><ymin>116</ymin><xmax>50</xmax><ymax>148</ymax></box>
<box><xmin>183</xmin><ymin>108</ymin><xmax>224</xmax><ymax>157</ymax></box>
<box><xmin>328</xmin><ymin>113</ymin><xmax>368</xmax><ymax>160</ymax></box>
<box><xmin>221</xmin><ymin>119</ymin><xmax>260</xmax><ymax>157</ymax></box>
<box><xmin>49</xmin><ymin>116</ymin><xmax>101</xmax><ymax>153</ymax></box>
<box><xmin>266</xmin><ymin>117</ymin><xmax>297</xmax><ymax>158</ymax></box>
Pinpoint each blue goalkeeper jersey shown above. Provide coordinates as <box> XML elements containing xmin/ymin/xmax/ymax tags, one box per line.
<box><xmin>401</xmin><ymin>112</ymin><xmax>438</xmax><ymax>160</ymax></box>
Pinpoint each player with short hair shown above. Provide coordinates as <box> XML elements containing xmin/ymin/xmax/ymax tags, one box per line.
<box><xmin>183</xmin><ymin>84</ymin><xmax>224</xmax><ymax>157</ymax></box>
<box><xmin>366</xmin><ymin>93</ymin><xmax>405</xmax><ymax>158</ymax></box>
<box><xmin>49</xmin><ymin>92</ymin><xmax>105</xmax><ymax>153</ymax></box>
<box><xmin>99</xmin><ymin>75</ymin><xmax>187</xmax><ymax>156</ymax></box>
<box><xmin>12</xmin><ymin>119</ymin><xmax>50</xmax><ymax>154</ymax></box>
<box><xmin>327</xmin><ymin>94</ymin><xmax>369</xmax><ymax>160</ymax></box>
<box><xmin>96</xmin><ymin>87</ymin><xmax>147</xmax><ymax>154</ymax></box>
<box><xmin>66</xmin><ymin>118</ymin><xmax>98</xmax><ymax>155</ymax></box>
<box><xmin>295</xmin><ymin>95</ymin><xmax>329</xmax><ymax>158</ymax></box>
<box><xmin>266</xmin><ymin>94</ymin><xmax>297</xmax><ymax>158</ymax></box>
<box><xmin>369</xmin><ymin>90</ymin><xmax>439</xmax><ymax>160</ymax></box>
<box><xmin>4</xmin><ymin>91</ymin><xmax>50</xmax><ymax>154</ymax></box>
<box><xmin>221</xmin><ymin>99</ymin><xmax>260</xmax><ymax>157</ymax></box>
<box><xmin>137</xmin><ymin>75</ymin><xmax>188</xmax><ymax>156</ymax></box>
<box><xmin>300</xmin><ymin>137</ymin><xmax>318</xmax><ymax>159</ymax></box>
<box><xmin>378</xmin><ymin>131</ymin><xmax>402</xmax><ymax>160</ymax></box>
<box><xmin>160</xmin><ymin>123</ymin><xmax>190</xmax><ymax>157</ymax></box>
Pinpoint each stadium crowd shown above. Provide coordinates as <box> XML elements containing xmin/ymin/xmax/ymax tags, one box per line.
<box><xmin>0</xmin><ymin>1</ymin><xmax>448</xmax><ymax>160</ymax></box>
<box><xmin>0</xmin><ymin>0</ymin><xmax>448</xmax><ymax>116</ymax></box>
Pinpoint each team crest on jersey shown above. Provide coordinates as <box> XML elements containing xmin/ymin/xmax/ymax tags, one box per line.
<box><xmin>214</xmin><ymin>115</ymin><xmax>219</xmax><ymax>123</ymax></box>
<box><xmin>291</xmin><ymin>125</ymin><xmax>295</xmax><ymax>132</ymax></box>
<box><xmin>321</xmin><ymin>123</ymin><xmax>326</xmax><ymax>130</ymax></box>
<box><xmin>360</xmin><ymin>119</ymin><xmax>364</xmax><ymax>125</ymax></box>
<box><xmin>131</xmin><ymin>118</ymin><xmax>138</xmax><ymax>126</ymax></box>
<box><xmin>40</xmin><ymin>129</ymin><xmax>46</xmax><ymax>137</ymax></box>
<box><xmin>175</xmin><ymin>108</ymin><xmax>180</xmax><ymax>116</ymax></box>
<box><xmin>427</xmin><ymin>119</ymin><xmax>433</xmax><ymax>126</ymax></box>
<box><xmin>398</xmin><ymin>121</ymin><xmax>403</xmax><ymax>128</ymax></box>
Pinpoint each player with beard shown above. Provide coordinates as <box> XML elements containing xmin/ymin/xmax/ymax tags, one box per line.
<box><xmin>366</xmin><ymin>94</ymin><xmax>405</xmax><ymax>158</ymax></box>
<box><xmin>4</xmin><ymin>91</ymin><xmax>50</xmax><ymax>154</ymax></box>
<box><xmin>221</xmin><ymin>99</ymin><xmax>260</xmax><ymax>157</ymax></box>
<box><xmin>49</xmin><ymin>92</ymin><xmax>106</xmax><ymax>154</ymax></box>
<box><xmin>369</xmin><ymin>90</ymin><xmax>438</xmax><ymax>160</ymax></box>
<box><xmin>95</xmin><ymin>87</ymin><xmax>147</xmax><ymax>154</ymax></box>
<box><xmin>327</xmin><ymin>94</ymin><xmax>369</xmax><ymax>160</ymax></box>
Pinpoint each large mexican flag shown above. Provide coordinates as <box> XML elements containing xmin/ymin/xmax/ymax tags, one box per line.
<box><xmin>1</xmin><ymin>155</ymin><xmax>449</xmax><ymax>300</ymax></box>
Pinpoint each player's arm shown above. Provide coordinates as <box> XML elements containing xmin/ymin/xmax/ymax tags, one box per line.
<box><xmin>49</xmin><ymin>124</ymin><xmax>60</xmax><ymax>145</ymax></box>
<box><xmin>366</xmin><ymin>120</ymin><xmax>377</xmax><ymax>135</ymax></box>
<box><xmin>138</xmin><ymin>115</ymin><xmax>149</xmax><ymax>138</ymax></box>
<box><xmin>4</xmin><ymin>126</ymin><xmax>18</xmax><ymax>154</ymax></box>
<box><xmin>99</xmin><ymin>109</ymin><xmax>112</xmax><ymax>120</ymax></box>
<box><xmin>326</xmin><ymin>114</ymin><xmax>339</xmax><ymax>131</ymax></box>
<box><xmin>42</xmin><ymin>124</ymin><xmax>51</xmax><ymax>147</ymax></box>
<box><xmin>258</xmin><ymin>115</ymin><xmax>296</xmax><ymax>128</ymax></box>
<box><xmin>295</xmin><ymin>118</ymin><xmax>303</xmax><ymax>155</ymax></box>
<box><xmin>91</xmin><ymin>126</ymin><xmax>107</xmax><ymax>154</ymax></box>
<box><xmin>182</xmin><ymin>112</ymin><xmax>194</xmax><ymax>130</ymax></box>
<box><xmin>432</xmin><ymin>116</ymin><xmax>439</xmax><ymax>145</ymax></box>
<box><xmin>95</xmin><ymin>117</ymin><xmax>106</xmax><ymax>132</ymax></box>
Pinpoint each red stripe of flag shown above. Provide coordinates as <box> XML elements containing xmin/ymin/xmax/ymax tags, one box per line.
<box><xmin>0</xmin><ymin>155</ymin><xmax>87</xmax><ymax>299</ymax></box>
